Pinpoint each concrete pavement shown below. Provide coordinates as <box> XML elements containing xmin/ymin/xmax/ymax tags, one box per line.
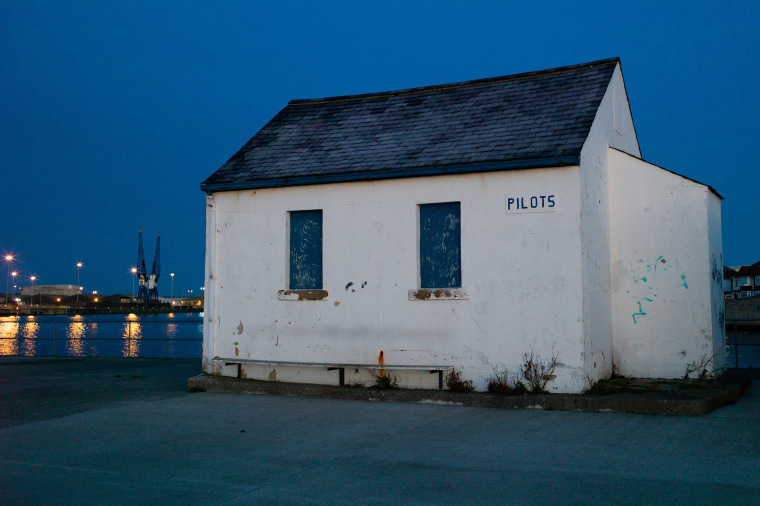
<box><xmin>1</xmin><ymin>357</ymin><xmax>759</xmax><ymax>504</ymax></box>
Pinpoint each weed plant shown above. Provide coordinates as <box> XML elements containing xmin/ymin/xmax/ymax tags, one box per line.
<box><xmin>486</xmin><ymin>367</ymin><xmax>528</xmax><ymax>395</ymax></box>
<box><xmin>446</xmin><ymin>370</ymin><xmax>475</xmax><ymax>392</ymax></box>
<box><xmin>370</xmin><ymin>372</ymin><xmax>398</xmax><ymax>390</ymax></box>
<box><xmin>520</xmin><ymin>346</ymin><xmax>559</xmax><ymax>394</ymax></box>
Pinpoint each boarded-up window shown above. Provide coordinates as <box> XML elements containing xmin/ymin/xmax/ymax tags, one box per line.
<box><xmin>420</xmin><ymin>202</ymin><xmax>461</xmax><ymax>289</ymax></box>
<box><xmin>289</xmin><ymin>210</ymin><xmax>323</xmax><ymax>290</ymax></box>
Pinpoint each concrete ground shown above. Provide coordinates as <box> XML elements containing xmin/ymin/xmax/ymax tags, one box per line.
<box><xmin>1</xmin><ymin>358</ymin><xmax>759</xmax><ymax>505</ymax></box>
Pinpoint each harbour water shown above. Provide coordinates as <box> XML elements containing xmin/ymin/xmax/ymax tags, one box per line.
<box><xmin>0</xmin><ymin>313</ymin><xmax>202</xmax><ymax>358</ymax></box>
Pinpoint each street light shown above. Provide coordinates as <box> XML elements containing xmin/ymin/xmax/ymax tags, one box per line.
<box><xmin>30</xmin><ymin>275</ymin><xmax>36</xmax><ymax>306</ymax></box>
<box><xmin>170</xmin><ymin>273</ymin><xmax>174</xmax><ymax>298</ymax></box>
<box><xmin>76</xmin><ymin>262</ymin><xmax>83</xmax><ymax>305</ymax></box>
<box><xmin>5</xmin><ymin>254</ymin><xmax>13</xmax><ymax>306</ymax></box>
<box><xmin>131</xmin><ymin>267</ymin><xmax>137</xmax><ymax>302</ymax></box>
<box><xmin>11</xmin><ymin>271</ymin><xmax>17</xmax><ymax>301</ymax></box>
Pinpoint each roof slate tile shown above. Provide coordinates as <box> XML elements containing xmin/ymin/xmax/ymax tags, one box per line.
<box><xmin>203</xmin><ymin>58</ymin><xmax>619</xmax><ymax>190</ymax></box>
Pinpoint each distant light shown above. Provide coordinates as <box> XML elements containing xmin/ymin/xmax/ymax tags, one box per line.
<box><xmin>93</xmin><ymin>290</ymin><xmax>97</xmax><ymax>295</ymax></box>
<box><xmin>5</xmin><ymin>255</ymin><xmax>12</xmax><ymax>261</ymax></box>
<box><xmin>11</xmin><ymin>271</ymin><xmax>17</xmax><ymax>276</ymax></box>
<box><xmin>77</xmin><ymin>262</ymin><xmax>83</xmax><ymax>268</ymax></box>
<box><xmin>170</xmin><ymin>273</ymin><xmax>174</xmax><ymax>277</ymax></box>
<box><xmin>94</xmin><ymin>298</ymin><xmax>98</xmax><ymax>302</ymax></box>
<box><xmin>30</xmin><ymin>276</ymin><xmax>36</xmax><ymax>281</ymax></box>
<box><xmin>131</xmin><ymin>267</ymin><xmax>137</xmax><ymax>274</ymax></box>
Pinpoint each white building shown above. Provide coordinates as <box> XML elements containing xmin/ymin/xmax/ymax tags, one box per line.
<box><xmin>200</xmin><ymin>58</ymin><xmax>725</xmax><ymax>393</ymax></box>
<box><xmin>21</xmin><ymin>284</ymin><xmax>82</xmax><ymax>297</ymax></box>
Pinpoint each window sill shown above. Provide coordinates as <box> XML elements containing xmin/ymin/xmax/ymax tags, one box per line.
<box><xmin>408</xmin><ymin>288</ymin><xmax>469</xmax><ymax>301</ymax></box>
<box><xmin>277</xmin><ymin>290</ymin><xmax>329</xmax><ymax>301</ymax></box>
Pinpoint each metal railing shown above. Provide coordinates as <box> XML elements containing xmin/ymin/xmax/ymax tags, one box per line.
<box><xmin>725</xmin><ymin>319</ymin><xmax>760</xmax><ymax>369</ymax></box>
<box><xmin>0</xmin><ymin>319</ymin><xmax>202</xmax><ymax>358</ymax></box>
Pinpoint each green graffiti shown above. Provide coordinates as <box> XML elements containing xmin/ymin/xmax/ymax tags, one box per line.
<box><xmin>632</xmin><ymin>302</ymin><xmax>646</xmax><ymax>324</ymax></box>
<box><xmin>681</xmin><ymin>274</ymin><xmax>688</xmax><ymax>289</ymax></box>
<box><xmin>644</xmin><ymin>297</ymin><xmax>653</xmax><ymax>301</ymax></box>
<box><xmin>641</xmin><ymin>276</ymin><xmax>647</xmax><ymax>283</ymax></box>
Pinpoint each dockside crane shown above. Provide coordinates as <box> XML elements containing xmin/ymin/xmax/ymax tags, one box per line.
<box><xmin>136</xmin><ymin>227</ymin><xmax>148</xmax><ymax>303</ymax></box>
<box><xmin>148</xmin><ymin>231</ymin><xmax>160</xmax><ymax>302</ymax></box>
<box><xmin>136</xmin><ymin>227</ymin><xmax>161</xmax><ymax>307</ymax></box>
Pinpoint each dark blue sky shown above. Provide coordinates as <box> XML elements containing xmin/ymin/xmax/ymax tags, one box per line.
<box><xmin>2</xmin><ymin>1</ymin><xmax>759</xmax><ymax>296</ymax></box>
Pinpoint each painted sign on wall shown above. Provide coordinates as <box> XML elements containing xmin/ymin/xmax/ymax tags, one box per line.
<box><xmin>506</xmin><ymin>194</ymin><xmax>557</xmax><ymax>214</ymax></box>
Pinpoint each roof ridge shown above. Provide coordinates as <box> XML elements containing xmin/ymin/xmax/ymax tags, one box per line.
<box><xmin>289</xmin><ymin>57</ymin><xmax>620</xmax><ymax>106</ymax></box>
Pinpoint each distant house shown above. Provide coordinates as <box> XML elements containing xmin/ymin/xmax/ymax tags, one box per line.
<box><xmin>724</xmin><ymin>261</ymin><xmax>760</xmax><ymax>299</ymax></box>
<box><xmin>200</xmin><ymin>58</ymin><xmax>724</xmax><ymax>393</ymax></box>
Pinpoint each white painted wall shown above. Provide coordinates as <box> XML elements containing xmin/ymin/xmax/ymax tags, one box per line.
<box><xmin>204</xmin><ymin>168</ymin><xmax>589</xmax><ymax>392</ymax></box>
<box><xmin>202</xmin><ymin>194</ymin><xmax>216</xmax><ymax>372</ymax></box>
<box><xmin>708</xmin><ymin>193</ymin><xmax>727</xmax><ymax>372</ymax></box>
<box><xmin>578</xmin><ymin>63</ymin><xmax>641</xmax><ymax>386</ymax></box>
<box><xmin>608</xmin><ymin>148</ymin><xmax>720</xmax><ymax>378</ymax></box>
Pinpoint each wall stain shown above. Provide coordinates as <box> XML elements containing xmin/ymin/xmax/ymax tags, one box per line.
<box><xmin>268</xmin><ymin>369</ymin><xmax>277</xmax><ymax>381</ymax></box>
<box><xmin>237</xmin><ymin>321</ymin><xmax>244</xmax><ymax>335</ymax></box>
<box><xmin>345</xmin><ymin>282</ymin><xmax>354</xmax><ymax>291</ymax></box>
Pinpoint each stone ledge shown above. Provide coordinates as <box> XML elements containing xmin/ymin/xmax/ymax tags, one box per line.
<box><xmin>408</xmin><ymin>288</ymin><xmax>469</xmax><ymax>301</ymax></box>
<box><xmin>277</xmin><ymin>289</ymin><xmax>328</xmax><ymax>301</ymax></box>
<box><xmin>187</xmin><ymin>372</ymin><xmax>752</xmax><ymax>416</ymax></box>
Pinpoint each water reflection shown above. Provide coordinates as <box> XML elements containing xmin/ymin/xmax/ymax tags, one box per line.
<box><xmin>0</xmin><ymin>320</ymin><xmax>20</xmax><ymax>355</ymax></box>
<box><xmin>165</xmin><ymin>322</ymin><xmax>178</xmax><ymax>356</ymax></box>
<box><xmin>21</xmin><ymin>321</ymin><xmax>39</xmax><ymax>356</ymax></box>
<box><xmin>0</xmin><ymin>314</ymin><xmax>202</xmax><ymax>358</ymax></box>
<box><xmin>122</xmin><ymin>319</ymin><xmax>142</xmax><ymax>357</ymax></box>
<box><xmin>66</xmin><ymin>320</ymin><xmax>87</xmax><ymax>357</ymax></box>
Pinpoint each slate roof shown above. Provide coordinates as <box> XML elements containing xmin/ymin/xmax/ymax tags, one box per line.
<box><xmin>202</xmin><ymin>57</ymin><xmax>620</xmax><ymax>192</ymax></box>
<box><xmin>736</xmin><ymin>261</ymin><xmax>760</xmax><ymax>277</ymax></box>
